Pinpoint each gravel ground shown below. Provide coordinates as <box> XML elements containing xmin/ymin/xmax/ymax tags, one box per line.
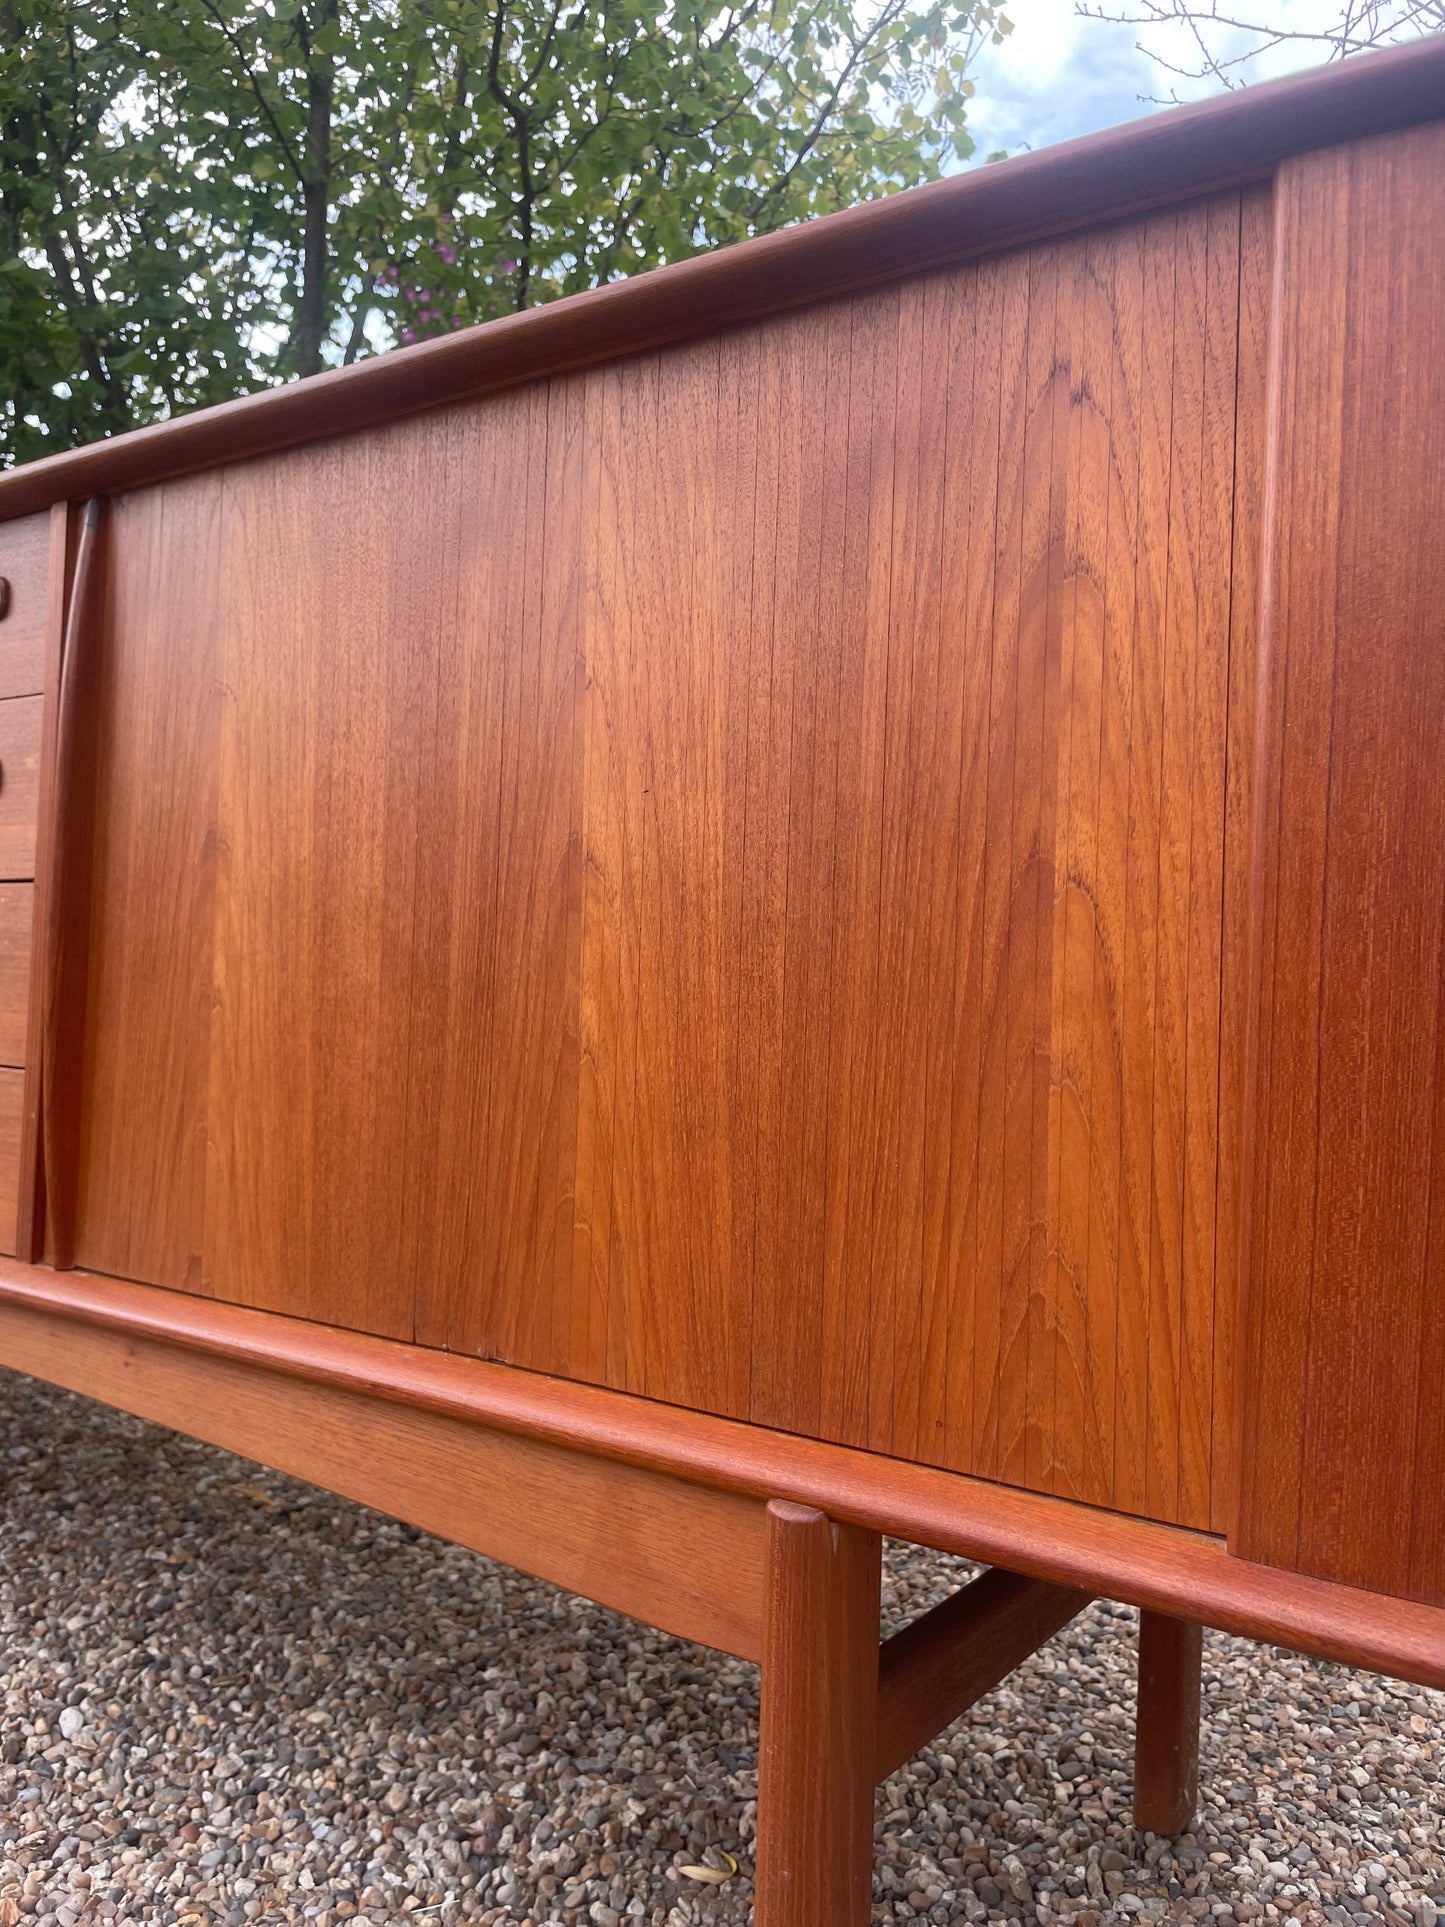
<box><xmin>0</xmin><ymin>1371</ymin><xmax>1440</xmax><ymax>1927</ymax></box>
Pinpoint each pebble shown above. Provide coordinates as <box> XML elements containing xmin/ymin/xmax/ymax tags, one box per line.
<box><xmin>0</xmin><ymin>1371</ymin><xmax>1442</xmax><ymax>1923</ymax></box>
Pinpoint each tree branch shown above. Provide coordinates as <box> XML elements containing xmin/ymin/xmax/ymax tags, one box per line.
<box><xmin>191</xmin><ymin>0</ymin><xmax>307</xmax><ymax>178</ymax></box>
<box><xmin>1078</xmin><ymin>0</ymin><xmax>1445</xmax><ymax>94</ymax></box>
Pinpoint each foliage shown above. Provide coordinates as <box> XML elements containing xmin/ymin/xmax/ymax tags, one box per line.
<box><xmin>0</xmin><ymin>0</ymin><xmax>1010</xmax><ymax>462</ymax></box>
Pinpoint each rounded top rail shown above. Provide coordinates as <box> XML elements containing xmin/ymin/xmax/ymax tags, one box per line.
<box><xmin>2</xmin><ymin>32</ymin><xmax>1443</xmax><ymax>521</ymax></box>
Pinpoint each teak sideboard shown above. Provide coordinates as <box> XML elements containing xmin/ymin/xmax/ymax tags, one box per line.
<box><xmin>3</xmin><ymin>38</ymin><xmax>1445</xmax><ymax>1921</ymax></box>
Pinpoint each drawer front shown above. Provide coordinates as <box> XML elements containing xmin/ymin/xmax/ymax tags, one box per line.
<box><xmin>0</xmin><ymin>694</ymin><xmax>42</xmax><ymax>881</ymax></box>
<box><xmin>0</xmin><ymin>513</ymin><xmax>51</xmax><ymax>701</ymax></box>
<box><xmin>0</xmin><ymin>883</ymin><xmax>33</xmax><ymax>1067</ymax></box>
<box><xmin>0</xmin><ymin>1065</ymin><xmax>21</xmax><ymax>1255</ymax></box>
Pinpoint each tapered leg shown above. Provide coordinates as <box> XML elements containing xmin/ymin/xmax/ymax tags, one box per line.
<box><xmin>754</xmin><ymin>1501</ymin><xmax>882</xmax><ymax>1927</ymax></box>
<box><xmin>1134</xmin><ymin>1610</ymin><xmax>1202</xmax><ymax>1835</ymax></box>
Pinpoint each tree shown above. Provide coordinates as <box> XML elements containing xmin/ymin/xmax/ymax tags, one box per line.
<box><xmin>0</xmin><ymin>0</ymin><xmax>1009</xmax><ymax>463</ymax></box>
<box><xmin>1078</xmin><ymin>0</ymin><xmax>1441</xmax><ymax>99</ymax></box>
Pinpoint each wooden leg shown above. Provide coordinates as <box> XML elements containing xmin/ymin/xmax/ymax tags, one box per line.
<box><xmin>754</xmin><ymin>1500</ymin><xmax>881</xmax><ymax>1927</ymax></box>
<box><xmin>1134</xmin><ymin>1610</ymin><xmax>1202</xmax><ymax>1835</ymax></box>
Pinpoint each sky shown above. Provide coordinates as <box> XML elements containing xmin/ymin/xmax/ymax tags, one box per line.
<box><xmin>958</xmin><ymin>0</ymin><xmax>1362</xmax><ymax>160</ymax></box>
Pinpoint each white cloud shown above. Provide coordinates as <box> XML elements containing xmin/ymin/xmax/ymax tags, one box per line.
<box><xmin>960</xmin><ymin>0</ymin><xmax>1395</xmax><ymax>161</ymax></box>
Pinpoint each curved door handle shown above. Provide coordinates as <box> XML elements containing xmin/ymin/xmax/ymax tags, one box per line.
<box><xmin>40</xmin><ymin>495</ymin><xmax>105</xmax><ymax>1269</ymax></box>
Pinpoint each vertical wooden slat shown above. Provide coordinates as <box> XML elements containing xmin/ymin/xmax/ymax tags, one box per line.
<box><xmin>404</xmin><ymin>413</ymin><xmax>494</xmax><ymax>1350</ymax></box>
<box><xmin>1233</xmin><ymin>149</ymin><xmax>1350</xmax><ymax>1576</ymax></box>
<box><xmin>569</xmin><ymin>368</ymin><xmax>616</xmax><ymax>1384</ymax></box>
<box><xmin>1176</xmin><ymin>194</ymin><xmax>1241</xmax><ymax>1528</ymax></box>
<box><xmin>591</xmin><ymin>339</ymin><xmax>754</xmax><ymax>1413</ymax></box>
<box><xmin>572</xmin><ymin>359</ymin><xmax>642</xmax><ymax>1390</ymax></box>
<box><xmin>1113</xmin><ymin>212</ymin><xmax>1172</xmax><ymax>1520</ymax></box>
<box><xmin>796</xmin><ymin>301</ymin><xmax>861</xmax><ymax>1438</ymax></box>
<box><xmin>1148</xmin><ymin>198</ymin><xmax>1202</xmax><ymax>1529</ymax></box>
<box><xmin>521</xmin><ymin>376</ymin><xmax>588</xmax><ymax>1375</ymax></box>
<box><xmin>1236</xmin><ymin>124</ymin><xmax>1445</xmax><ymax>1602</ymax></box>
<box><xmin>1052</xmin><ymin>231</ymin><xmax>1112</xmax><ymax>1504</ymax></box>
<box><xmin>394</xmin><ymin>414</ymin><xmax>470</xmax><ymax>1346</ymax></box>
<box><xmin>1021</xmin><ymin>245</ymin><xmax>1066</xmax><ymax>1495</ymax></box>
<box><xmin>974</xmin><ymin>249</ymin><xmax>1029</xmax><ymax>1485</ymax></box>
<box><xmin>614</xmin><ymin>355</ymin><xmax>673</xmax><ymax>1397</ymax></box>
<box><xmin>753</xmin><ymin>307</ymin><xmax>830</xmax><ymax>1434</ymax></box>
<box><xmin>16</xmin><ymin>499</ymin><xmax>71</xmax><ymax>1262</ymax></box>
<box><xmin>1210</xmin><ymin>183</ymin><xmax>1273</xmax><ymax>1535</ymax></box>
<box><xmin>940</xmin><ymin>259</ymin><xmax>995</xmax><ymax>1478</ymax></box>
<box><xmin>818</xmin><ymin>289</ymin><xmax>896</xmax><ymax>1453</ymax></box>
<box><xmin>921</xmin><ymin>264</ymin><xmax>977</xmax><ymax>1473</ymax></box>
<box><xmin>717</xmin><ymin>329</ymin><xmax>766</xmax><ymax>1412</ymax></box>
<box><xmin>421</xmin><ymin>402</ymin><xmax>512</xmax><ymax>1354</ymax></box>
<box><xmin>1109</xmin><ymin>221</ymin><xmax>1156</xmax><ymax>1518</ymax></box>
<box><xmin>998</xmin><ymin>246</ymin><xmax>1054</xmax><ymax>1489</ymax></box>
<box><xmin>1040</xmin><ymin>236</ymin><xmax>1079</xmax><ymax>1501</ymax></box>
<box><xmin>480</xmin><ymin>383</ymin><xmax>564</xmax><ymax>1364</ymax></box>
<box><xmin>868</xmin><ymin>272</ymin><xmax>945</xmax><ymax>1461</ymax></box>
<box><xmin>38</xmin><ymin>496</ymin><xmax>99</xmax><ymax>1261</ymax></box>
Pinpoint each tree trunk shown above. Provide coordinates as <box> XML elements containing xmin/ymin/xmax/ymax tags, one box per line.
<box><xmin>295</xmin><ymin>0</ymin><xmax>337</xmax><ymax>378</ymax></box>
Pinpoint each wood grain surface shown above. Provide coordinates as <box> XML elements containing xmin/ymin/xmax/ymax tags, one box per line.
<box><xmin>68</xmin><ymin>488</ymin><xmax>219</xmax><ymax>1287</ymax></box>
<box><xmin>58</xmin><ymin>191</ymin><xmax>1269</xmax><ymax>1532</ymax></box>
<box><xmin>0</xmin><ymin>884</ymin><xmax>33</xmax><ymax>1068</ymax></box>
<box><xmin>0</xmin><ymin>1068</ymin><xmax>22</xmax><ymax>1253</ymax></box>
<box><xmin>0</xmin><ymin>511</ymin><xmax>50</xmax><ymax>700</ymax></box>
<box><xmin>0</xmin><ymin>1278</ymin><xmax>768</xmax><ymax>1659</ymax></box>
<box><xmin>0</xmin><ymin>695</ymin><xmax>41</xmax><ymax>882</ymax></box>
<box><xmin>1234</xmin><ymin>122</ymin><xmax>1445</xmax><ymax>1606</ymax></box>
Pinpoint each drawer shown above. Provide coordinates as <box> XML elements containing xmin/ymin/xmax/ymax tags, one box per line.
<box><xmin>0</xmin><ymin>694</ymin><xmax>42</xmax><ymax>880</ymax></box>
<box><xmin>0</xmin><ymin>1065</ymin><xmax>21</xmax><ymax>1256</ymax></box>
<box><xmin>0</xmin><ymin>512</ymin><xmax>51</xmax><ymax>701</ymax></box>
<box><xmin>0</xmin><ymin>883</ymin><xmax>33</xmax><ymax>1067</ymax></box>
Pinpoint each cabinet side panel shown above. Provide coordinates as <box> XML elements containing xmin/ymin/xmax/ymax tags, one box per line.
<box><xmin>1234</xmin><ymin>123</ymin><xmax>1445</xmax><ymax>1602</ymax></box>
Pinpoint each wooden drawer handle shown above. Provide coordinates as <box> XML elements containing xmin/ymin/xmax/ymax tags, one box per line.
<box><xmin>0</xmin><ymin>577</ymin><xmax>9</xmax><ymax>620</ymax></box>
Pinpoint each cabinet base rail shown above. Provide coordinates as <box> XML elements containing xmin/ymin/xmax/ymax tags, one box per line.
<box><xmin>0</xmin><ymin>1262</ymin><xmax>1442</xmax><ymax>1920</ymax></box>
